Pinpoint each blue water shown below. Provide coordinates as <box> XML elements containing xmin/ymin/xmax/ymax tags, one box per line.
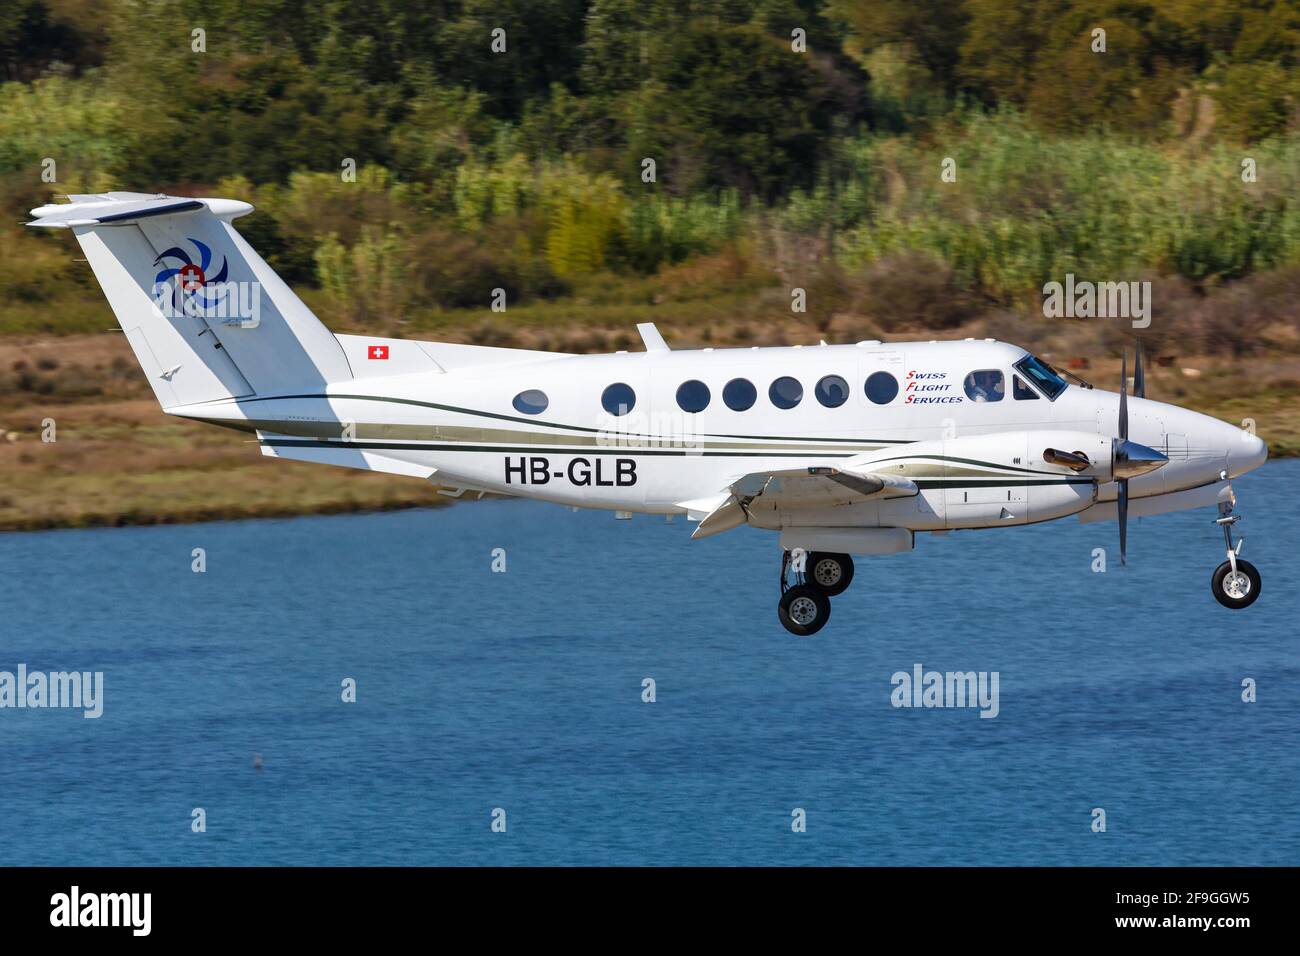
<box><xmin>1</xmin><ymin>462</ymin><xmax>1298</xmax><ymax>866</ymax></box>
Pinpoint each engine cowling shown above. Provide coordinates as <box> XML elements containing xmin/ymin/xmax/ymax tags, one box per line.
<box><xmin>850</xmin><ymin>430</ymin><xmax>1108</xmax><ymax>530</ymax></box>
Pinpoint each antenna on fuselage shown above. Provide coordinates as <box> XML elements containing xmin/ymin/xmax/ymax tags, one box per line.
<box><xmin>637</xmin><ymin>323</ymin><xmax>670</xmax><ymax>353</ymax></box>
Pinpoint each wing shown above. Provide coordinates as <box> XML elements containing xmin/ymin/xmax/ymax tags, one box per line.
<box><xmin>685</xmin><ymin>466</ymin><xmax>918</xmax><ymax>539</ymax></box>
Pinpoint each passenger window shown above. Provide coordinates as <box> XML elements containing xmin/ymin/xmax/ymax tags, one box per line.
<box><xmin>1012</xmin><ymin>374</ymin><xmax>1039</xmax><ymax>400</ymax></box>
<box><xmin>512</xmin><ymin>389</ymin><xmax>549</xmax><ymax>415</ymax></box>
<box><xmin>676</xmin><ymin>379</ymin><xmax>710</xmax><ymax>413</ymax></box>
<box><xmin>864</xmin><ymin>371</ymin><xmax>899</xmax><ymax>404</ymax></box>
<box><xmin>723</xmin><ymin>378</ymin><xmax>756</xmax><ymax>411</ymax></box>
<box><xmin>769</xmin><ymin>376</ymin><xmax>803</xmax><ymax>409</ymax></box>
<box><xmin>601</xmin><ymin>382</ymin><xmax>636</xmax><ymax>416</ymax></box>
<box><xmin>964</xmin><ymin>370</ymin><xmax>1005</xmax><ymax>403</ymax></box>
<box><xmin>814</xmin><ymin>375</ymin><xmax>850</xmax><ymax>408</ymax></box>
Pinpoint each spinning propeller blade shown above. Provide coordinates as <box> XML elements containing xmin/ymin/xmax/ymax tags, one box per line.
<box><xmin>1119</xmin><ymin>350</ymin><xmax>1128</xmax><ymax>442</ymax></box>
<box><xmin>1119</xmin><ymin>350</ymin><xmax>1128</xmax><ymax>565</ymax></box>
<box><xmin>1133</xmin><ymin>339</ymin><xmax>1145</xmax><ymax>399</ymax></box>
<box><xmin>1118</xmin><ymin>478</ymin><xmax>1128</xmax><ymax>566</ymax></box>
<box><xmin>1111</xmin><ymin>348</ymin><xmax>1166</xmax><ymax>564</ymax></box>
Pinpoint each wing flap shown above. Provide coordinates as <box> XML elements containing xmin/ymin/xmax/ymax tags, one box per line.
<box><xmin>736</xmin><ymin>466</ymin><xmax>916</xmax><ymax>511</ymax></box>
<box><xmin>683</xmin><ymin>466</ymin><xmax>918</xmax><ymax>539</ymax></box>
<box><xmin>690</xmin><ymin>496</ymin><xmax>746</xmax><ymax>539</ymax></box>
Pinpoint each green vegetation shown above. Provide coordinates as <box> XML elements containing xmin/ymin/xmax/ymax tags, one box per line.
<box><xmin>0</xmin><ymin>0</ymin><xmax>1297</xmax><ymax>336</ymax></box>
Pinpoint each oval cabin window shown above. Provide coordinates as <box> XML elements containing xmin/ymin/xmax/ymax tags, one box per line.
<box><xmin>815</xmin><ymin>375</ymin><xmax>850</xmax><ymax>408</ymax></box>
<box><xmin>512</xmin><ymin>389</ymin><xmax>549</xmax><ymax>415</ymax></box>
<box><xmin>601</xmin><ymin>382</ymin><xmax>637</xmax><ymax>416</ymax></box>
<box><xmin>864</xmin><ymin>371</ymin><xmax>899</xmax><ymax>405</ymax></box>
<box><xmin>676</xmin><ymin>380</ymin><xmax>711</xmax><ymax>413</ymax></box>
<box><xmin>769</xmin><ymin>376</ymin><xmax>803</xmax><ymax>409</ymax></box>
<box><xmin>723</xmin><ymin>378</ymin><xmax>757</xmax><ymax>411</ymax></box>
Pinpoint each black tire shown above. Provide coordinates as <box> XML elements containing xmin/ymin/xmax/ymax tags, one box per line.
<box><xmin>1211</xmin><ymin>558</ymin><xmax>1261</xmax><ymax>609</ymax></box>
<box><xmin>778</xmin><ymin>584</ymin><xmax>831</xmax><ymax>636</ymax></box>
<box><xmin>806</xmin><ymin>551</ymin><xmax>855</xmax><ymax>596</ymax></box>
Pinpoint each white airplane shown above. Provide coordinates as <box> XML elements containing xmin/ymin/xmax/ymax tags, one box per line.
<box><xmin>29</xmin><ymin>193</ymin><xmax>1269</xmax><ymax>634</ymax></box>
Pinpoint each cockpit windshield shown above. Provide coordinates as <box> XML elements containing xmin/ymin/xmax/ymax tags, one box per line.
<box><xmin>1013</xmin><ymin>354</ymin><xmax>1068</xmax><ymax>400</ymax></box>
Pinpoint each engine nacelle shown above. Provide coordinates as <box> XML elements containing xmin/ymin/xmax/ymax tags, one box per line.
<box><xmin>739</xmin><ymin>430</ymin><xmax>1108</xmax><ymax>533</ymax></box>
<box><xmin>851</xmin><ymin>430</ymin><xmax>1105</xmax><ymax>530</ymax></box>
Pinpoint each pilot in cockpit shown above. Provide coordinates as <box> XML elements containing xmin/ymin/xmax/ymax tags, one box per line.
<box><xmin>964</xmin><ymin>370</ymin><xmax>1004</xmax><ymax>403</ymax></box>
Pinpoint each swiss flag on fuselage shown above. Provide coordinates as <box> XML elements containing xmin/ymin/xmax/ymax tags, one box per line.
<box><xmin>368</xmin><ymin>345</ymin><xmax>389</xmax><ymax>360</ymax></box>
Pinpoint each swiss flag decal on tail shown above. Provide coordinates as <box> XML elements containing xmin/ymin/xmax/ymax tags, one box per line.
<box><xmin>368</xmin><ymin>345</ymin><xmax>389</xmax><ymax>360</ymax></box>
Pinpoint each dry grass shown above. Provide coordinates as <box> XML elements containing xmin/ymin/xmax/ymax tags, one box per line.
<box><xmin>0</xmin><ymin>397</ymin><xmax>449</xmax><ymax>531</ymax></box>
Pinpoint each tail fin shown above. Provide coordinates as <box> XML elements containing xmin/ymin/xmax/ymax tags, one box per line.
<box><xmin>28</xmin><ymin>192</ymin><xmax>352</xmax><ymax>409</ymax></box>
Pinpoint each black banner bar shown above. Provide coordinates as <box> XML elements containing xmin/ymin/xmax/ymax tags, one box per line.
<box><xmin>0</xmin><ymin>866</ymin><xmax>1284</xmax><ymax>940</ymax></box>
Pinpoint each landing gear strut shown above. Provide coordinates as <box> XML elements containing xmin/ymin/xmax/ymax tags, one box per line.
<box><xmin>1211</xmin><ymin>476</ymin><xmax>1261</xmax><ymax>610</ymax></box>
<box><xmin>777</xmin><ymin>549</ymin><xmax>855</xmax><ymax>635</ymax></box>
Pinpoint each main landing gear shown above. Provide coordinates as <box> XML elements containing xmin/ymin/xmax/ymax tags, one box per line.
<box><xmin>1211</xmin><ymin>478</ymin><xmax>1261</xmax><ymax>610</ymax></box>
<box><xmin>777</xmin><ymin>550</ymin><xmax>855</xmax><ymax>636</ymax></box>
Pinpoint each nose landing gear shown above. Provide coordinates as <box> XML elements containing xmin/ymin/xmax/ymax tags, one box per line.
<box><xmin>777</xmin><ymin>549</ymin><xmax>855</xmax><ymax>635</ymax></box>
<box><xmin>1211</xmin><ymin>479</ymin><xmax>1261</xmax><ymax>610</ymax></box>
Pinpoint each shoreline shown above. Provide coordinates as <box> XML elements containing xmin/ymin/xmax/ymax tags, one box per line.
<box><xmin>0</xmin><ymin>494</ymin><xmax>456</xmax><ymax>534</ymax></box>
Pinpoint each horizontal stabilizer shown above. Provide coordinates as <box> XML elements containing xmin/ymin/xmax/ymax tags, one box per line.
<box><xmin>28</xmin><ymin>194</ymin><xmax>253</xmax><ymax>229</ymax></box>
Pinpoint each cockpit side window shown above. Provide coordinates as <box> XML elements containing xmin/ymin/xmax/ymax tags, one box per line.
<box><xmin>1013</xmin><ymin>355</ymin><xmax>1067</xmax><ymax>400</ymax></box>
<box><xmin>964</xmin><ymin>369</ymin><xmax>1004</xmax><ymax>403</ymax></box>
<box><xmin>1012</xmin><ymin>374</ymin><xmax>1040</xmax><ymax>400</ymax></box>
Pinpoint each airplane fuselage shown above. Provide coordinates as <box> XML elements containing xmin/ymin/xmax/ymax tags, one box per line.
<box><xmin>177</xmin><ymin>336</ymin><xmax>1266</xmax><ymax>534</ymax></box>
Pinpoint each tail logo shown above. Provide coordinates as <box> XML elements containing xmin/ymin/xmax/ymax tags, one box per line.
<box><xmin>178</xmin><ymin>262</ymin><xmax>205</xmax><ymax>291</ymax></box>
<box><xmin>153</xmin><ymin>238</ymin><xmax>230</xmax><ymax>313</ymax></box>
<box><xmin>151</xmin><ymin>238</ymin><xmax>260</xmax><ymax>328</ymax></box>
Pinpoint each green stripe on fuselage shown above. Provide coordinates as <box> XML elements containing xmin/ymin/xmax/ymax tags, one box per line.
<box><xmin>260</xmin><ymin>438</ymin><xmax>864</xmax><ymax>458</ymax></box>
<box><xmin>233</xmin><ymin>393</ymin><xmax>905</xmax><ymax>448</ymax></box>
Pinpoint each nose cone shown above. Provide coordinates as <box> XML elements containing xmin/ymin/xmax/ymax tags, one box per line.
<box><xmin>1114</xmin><ymin>439</ymin><xmax>1169</xmax><ymax>479</ymax></box>
<box><xmin>1227</xmin><ymin>429</ymin><xmax>1268</xmax><ymax>477</ymax></box>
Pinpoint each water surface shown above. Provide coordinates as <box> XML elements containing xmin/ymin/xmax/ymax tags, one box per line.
<box><xmin>1</xmin><ymin>462</ymin><xmax>1297</xmax><ymax>865</ymax></box>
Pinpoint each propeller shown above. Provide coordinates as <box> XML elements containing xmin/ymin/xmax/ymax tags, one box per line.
<box><xmin>1112</xmin><ymin>344</ymin><xmax>1167</xmax><ymax>565</ymax></box>
<box><xmin>1119</xmin><ymin>351</ymin><xmax>1129</xmax><ymax>564</ymax></box>
<box><xmin>1133</xmin><ymin>338</ymin><xmax>1145</xmax><ymax>399</ymax></box>
<box><xmin>1039</xmin><ymin>344</ymin><xmax>1165</xmax><ymax>565</ymax></box>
